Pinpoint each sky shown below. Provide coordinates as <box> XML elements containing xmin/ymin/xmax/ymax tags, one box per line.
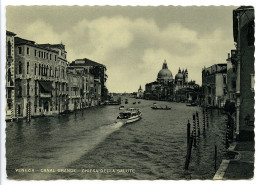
<box><xmin>6</xmin><ymin>6</ymin><xmax>237</xmax><ymax>93</ymax></box>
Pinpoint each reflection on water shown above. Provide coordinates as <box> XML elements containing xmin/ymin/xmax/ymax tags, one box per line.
<box><xmin>6</xmin><ymin>98</ymin><xmax>226</xmax><ymax>180</ymax></box>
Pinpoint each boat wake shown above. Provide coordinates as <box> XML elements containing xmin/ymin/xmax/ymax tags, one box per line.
<box><xmin>27</xmin><ymin>121</ymin><xmax>124</xmax><ymax>180</ymax></box>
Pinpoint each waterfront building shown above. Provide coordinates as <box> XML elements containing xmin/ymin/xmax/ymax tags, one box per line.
<box><xmin>136</xmin><ymin>85</ymin><xmax>143</xmax><ymax>98</ymax></box>
<box><xmin>14</xmin><ymin>36</ymin><xmax>68</xmax><ymax>118</ymax></box>
<box><xmin>70</xmin><ymin>58</ymin><xmax>108</xmax><ymax>102</ymax></box>
<box><xmin>232</xmin><ymin>6</ymin><xmax>254</xmax><ymax>140</ymax></box>
<box><xmin>202</xmin><ymin>64</ymin><xmax>227</xmax><ymax>108</ymax></box>
<box><xmin>67</xmin><ymin>67</ymin><xmax>83</xmax><ymax>111</ymax></box>
<box><xmin>226</xmin><ymin>51</ymin><xmax>237</xmax><ymax>103</ymax></box>
<box><xmin>144</xmin><ymin>60</ymin><xmax>199</xmax><ymax>102</ymax></box>
<box><xmin>6</xmin><ymin>31</ymin><xmax>16</xmax><ymax>120</ymax></box>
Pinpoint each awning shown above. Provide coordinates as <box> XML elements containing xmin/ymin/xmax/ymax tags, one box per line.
<box><xmin>39</xmin><ymin>81</ymin><xmax>54</xmax><ymax>92</ymax></box>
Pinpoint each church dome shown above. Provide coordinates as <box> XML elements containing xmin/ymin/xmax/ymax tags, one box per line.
<box><xmin>175</xmin><ymin>73</ymin><xmax>183</xmax><ymax>80</ymax></box>
<box><xmin>157</xmin><ymin>60</ymin><xmax>173</xmax><ymax>81</ymax></box>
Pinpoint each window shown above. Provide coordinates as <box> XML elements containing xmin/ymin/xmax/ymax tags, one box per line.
<box><xmin>35</xmin><ymin>63</ymin><xmax>37</xmax><ymax>75</ymax></box>
<box><xmin>39</xmin><ymin>64</ymin><xmax>41</xmax><ymax>76</ymax></box>
<box><xmin>18</xmin><ymin>86</ymin><xmax>22</xmax><ymax>97</ymax></box>
<box><xmin>50</xmin><ymin>67</ymin><xmax>52</xmax><ymax>77</ymax></box>
<box><xmin>223</xmin><ymin>76</ymin><xmax>227</xmax><ymax>84</ymax></box>
<box><xmin>35</xmin><ymin>49</ymin><xmax>37</xmax><ymax>56</ymax></box>
<box><xmin>50</xmin><ymin>54</ymin><xmax>52</xmax><ymax>60</ymax></box>
<box><xmin>251</xmin><ymin>74</ymin><xmax>255</xmax><ymax>92</ymax></box>
<box><xmin>35</xmin><ymin>82</ymin><xmax>37</xmax><ymax>95</ymax></box>
<box><xmin>27</xmin><ymin>82</ymin><xmax>30</xmax><ymax>96</ymax></box>
<box><xmin>27</xmin><ymin>62</ymin><xmax>30</xmax><ymax>74</ymax></box>
<box><xmin>41</xmin><ymin>51</ymin><xmax>43</xmax><ymax>58</ymax></box>
<box><xmin>232</xmin><ymin>81</ymin><xmax>236</xmax><ymax>89</ymax></box>
<box><xmin>44</xmin><ymin>52</ymin><xmax>46</xmax><ymax>59</ymax></box>
<box><xmin>27</xmin><ymin>47</ymin><xmax>30</xmax><ymax>55</ymax></box>
<box><xmin>7</xmin><ymin>41</ymin><xmax>11</xmax><ymax>56</ymax></box>
<box><xmin>18</xmin><ymin>47</ymin><xmax>22</xmax><ymax>54</ymax></box>
<box><xmin>46</xmin><ymin>53</ymin><xmax>48</xmax><ymax>59</ymax></box>
<box><xmin>223</xmin><ymin>87</ymin><xmax>227</xmax><ymax>94</ymax></box>
<box><xmin>18</xmin><ymin>61</ymin><xmax>22</xmax><ymax>74</ymax></box>
<box><xmin>55</xmin><ymin>55</ymin><xmax>57</xmax><ymax>61</ymax></box>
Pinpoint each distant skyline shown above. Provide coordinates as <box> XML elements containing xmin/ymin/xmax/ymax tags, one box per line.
<box><xmin>6</xmin><ymin>6</ymin><xmax>236</xmax><ymax>93</ymax></box>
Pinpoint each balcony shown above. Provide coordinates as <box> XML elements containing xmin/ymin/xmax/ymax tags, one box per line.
<box><xmin>16</xmin><ymin>74</ymin><xmax>24</xmax><ymax>79</ymax></box>
<box><xmin>40</xmin><ymin>93</ymin><xmax>52</xmax><ymax>98</ymax></box>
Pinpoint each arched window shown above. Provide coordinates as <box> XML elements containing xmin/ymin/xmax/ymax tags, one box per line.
<box><xmin>35</xmin><ymin>63</ymin><xmax>37</xmax><ymax>75</ymax></box>
<box><xmin>50</xmin><ymin>67</ymin><xmax>52</xmax><ymax>77</ymax></box>
<box><xmin>27</xmin><ymin>82</ymin><xmax>30</xmax><ymax>96</ymax></box>
<box><xmin>7</xmin><ymin>41</ymin><xmax>11</xmax><ymax>56</ymax></box>
<box><xmin>46</xmin><ymin>65</ymin><xmax>49</xmax><ymax>76</ymax></box>
<box><xmin>18</xmin><ymin>61</ymin><xmax>22</xmax><ymax>74</ymax></box>
<box><xmin>27</xmin><ymin>62</ymin><xmax>30</xmax><ymax>74</ymax></box>
<box><xmin>39</xmin><ymin>64</ymin><xmax>41</xmax><ymax>76</ymax></box>
<box><xmin>41</xmin><ymin>64</ymin><xmax>44</xmax><ymax>76</ymax></box>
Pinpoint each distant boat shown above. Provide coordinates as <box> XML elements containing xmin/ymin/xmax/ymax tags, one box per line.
<box><xmin>116</xmin><ymin>108</ymin><xmax>142</xmax><ymax>124</ymax></box>
<box><xmin>105</xmin><ymin>100</ymin><xmax>120</xmax><ymax>105</ymax></box>
<box><xmin>119</xmin><ymin>105</ymin><xmax>125</xmax><ymax>110</ymax></box>
<box><xmin>186</xmin><ymin>102</ymin><xmax>197</xmax><ymax>107</ymax></box>
<box><xmin>151</xmin><ymin>105</ymin><xmax>171</xmax><ymax>110</ymax></box>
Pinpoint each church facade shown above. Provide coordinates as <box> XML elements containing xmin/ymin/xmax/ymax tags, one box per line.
<box><xmin>144</xmin><ymin>60</ymin><xmax>200</xmax><ymax>102</ymax></box>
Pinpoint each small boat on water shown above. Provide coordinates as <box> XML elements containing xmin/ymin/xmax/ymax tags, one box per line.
<box><xmin>186</xmin><ymin>102</ymin><xmax>197</xmax><ymax>107</ymax></box>
<box><xmin>151</xmin><ymin>106</ymin><xmax>171</xmax><ymax>110</ymax></box>
<box><xmin>119</xmin><ymin>105</ymin><xmax>125</xmax><ymax>110</ymax></box>
<box><xmin>116</xmin><ymin>108</ymin><xmax>142</xmax><ymax>124</ymax></box>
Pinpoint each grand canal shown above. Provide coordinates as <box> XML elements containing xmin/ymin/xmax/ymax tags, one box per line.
<box><xmin>6</xmin><ymin>98</ymin><xmax>227</xmax><ymax>180</ymax></box>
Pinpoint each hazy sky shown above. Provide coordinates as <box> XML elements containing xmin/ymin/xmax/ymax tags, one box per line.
<box><xmin>6</xmin><ymin>6</ymin><xmax>236</xmax><ymax>93</ymax></box>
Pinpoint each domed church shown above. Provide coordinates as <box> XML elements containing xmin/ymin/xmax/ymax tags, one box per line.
<box><xmin>144</xmin><ymin>60</ymin><xmax>200</xmax><ymax>102</ymax></box>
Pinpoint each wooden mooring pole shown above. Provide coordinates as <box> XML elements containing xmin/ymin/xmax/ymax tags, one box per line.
<box><xmin>203</xmin><ymin>109</ymin><xmax>205</xmax><ymax>132</ymax></box>
<box><xmin>196</xmin><ymin>112</ymin><xmax>200</xmax><ymax>136</ymax></box>
<box><xmin>193</xmin><ymin>114</ymin><xmax>196</xmax><ymax>146</ymax></box>
<box><xmin>187</xmin><ymin>120</ymin><xmax>191</xmax><ymax>147</ymax></box>
<box><xmin>185</xmin><ymin>132</ymin><xmax>194</xmax><ymax>170</ymax></box>
<box><xmin>215</xmin><ymin>145</ymin><xmax>217</xmax><ymax>172</ymax></box>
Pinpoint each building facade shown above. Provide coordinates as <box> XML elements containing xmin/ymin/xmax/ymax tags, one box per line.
<box><xmin>70</xmin><ymin>58</ymin><xmax>108</xmax><ymax>102</ymax></box>
<box><xmin>6</xmin><ymin>31</ymin><xmax>16</xmax><ymax>120</ymax></box>
<box><xmin>232</xmin><ymin>6</ymin><xmax>255</xmax><ymax>141</ymax></box>
<box><xmin>202</xmin><ymin>64</ymin><xmax>227</xmax><ymax>108</ymax></box>
<box><xmin>14</xmin><ymin>37</ymin><xmax>68</xmax><ymax>118</ymax></box>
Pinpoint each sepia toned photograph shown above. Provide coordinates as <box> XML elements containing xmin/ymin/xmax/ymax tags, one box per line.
<box><xmin>1</xmin><ymin>2</ymin><xmax>255</xmax><ymax>182</ymax></box>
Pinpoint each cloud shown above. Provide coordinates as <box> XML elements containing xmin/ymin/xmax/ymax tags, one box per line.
<box><xmin>21</xmin><ymin>16</ymin><xmax>234</xmax><ymax>93</ymax></box>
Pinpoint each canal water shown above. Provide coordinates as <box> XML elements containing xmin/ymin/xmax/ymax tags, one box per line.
<box><xmin>6</xmin><ymin>98</ymin><xmax>227</xmax><ymax>180</ymax></box>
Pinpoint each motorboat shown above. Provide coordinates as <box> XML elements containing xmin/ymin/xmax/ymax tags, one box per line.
<box><xmin>151</xmin><ymin>106</ymin><xmax>171</xmax><ymax>110</ymax></box>
<box><xmin>116</xmin><ymin>108</ymin><xmax>142</xmax><ymax>124</ymax></box>
<box><xmin>119</xmin><ymin>105</ymin><xmax>125</xmax><ymax>110</ymax></box>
